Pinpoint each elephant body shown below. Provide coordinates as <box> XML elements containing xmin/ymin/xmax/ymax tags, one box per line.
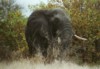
<box><xmin>25</xmin><ymin>8</ymin><xmax>74</xmax><ymax>59</ymax></box>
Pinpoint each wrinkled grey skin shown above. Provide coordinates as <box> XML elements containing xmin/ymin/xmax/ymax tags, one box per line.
<box><xmin>25</xmin><ymin>8</ymin><xmax>74</xmax><ymax>59</ymax></box>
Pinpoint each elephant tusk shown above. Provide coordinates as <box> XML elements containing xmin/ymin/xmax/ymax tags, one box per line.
<box><xmin>58</xmin><ymin>37</ymin><xmax>61</xmax><ymax>43</ymax></box>
<box><xmin>74</xmin><ymin>35</ymin><xmax>87</xmax><ymax>41</ymax></box>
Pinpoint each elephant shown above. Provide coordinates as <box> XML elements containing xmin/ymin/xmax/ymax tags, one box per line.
<box><xmin>25</xmin><ymin>8</ymin><xmax>87</xmax><ymax>59</ymax></box>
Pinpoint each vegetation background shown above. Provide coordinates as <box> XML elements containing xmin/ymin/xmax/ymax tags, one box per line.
<box><xmin>0</xmin><ymin>0</ymin><xmax>100</xmax><ymax>65</ymax></box>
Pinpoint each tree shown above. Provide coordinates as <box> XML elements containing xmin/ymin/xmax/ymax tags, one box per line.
<box><xmin>0</xmin><ymin>0</ymin><xmax>27</xmax><ymax>54</ymax></box>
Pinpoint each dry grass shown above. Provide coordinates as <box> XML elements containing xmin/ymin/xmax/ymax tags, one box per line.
<box><xmin>0</xmin><ymin>58</ymin><xmax>100</xmax><ymax>69</ymax></box>
<box><xmin>0</xmin><ymin>47</ymin><xmax>100</xmax><ymax>69</ymax></box>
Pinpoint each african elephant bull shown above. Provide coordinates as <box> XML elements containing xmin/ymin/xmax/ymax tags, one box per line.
<box><xmin>25</xmin><ymin>8</ymin><xmax>87</xmax><ymax>59</ymax></box>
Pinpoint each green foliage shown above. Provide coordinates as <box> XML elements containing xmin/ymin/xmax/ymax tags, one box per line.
<box><xmin>69</xmin><ymin>0</ymin><xmax>100</xmax><ymax>54</ymax></box>
<box><xmin>0</xmin><ymin>0</ymin><xmax>27</xmax><ymax>60</ymax></box>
